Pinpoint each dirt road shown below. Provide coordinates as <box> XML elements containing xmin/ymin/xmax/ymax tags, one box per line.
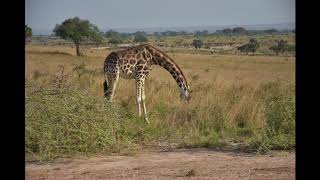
<box><xmin>26</xmin><ymin>148</ymin><xmax>295</xmax><ymax>180</ymax></box>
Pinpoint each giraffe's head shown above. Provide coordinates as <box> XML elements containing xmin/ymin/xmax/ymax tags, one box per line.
<box><xmin>180</xmin><ymin>85</ymin><xmax>191</xmax><ymax>101</ymax></box>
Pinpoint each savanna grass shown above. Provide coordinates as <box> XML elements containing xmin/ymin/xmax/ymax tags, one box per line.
<box><xmin>25</xmin><ymin>45</ymin><xmax>295</xmax><ymax>160</ymax></box>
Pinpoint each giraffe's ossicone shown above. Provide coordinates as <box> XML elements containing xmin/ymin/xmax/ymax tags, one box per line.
<box><xmin>103</xmin><ymin>44</ymin><xmax>190</xmax><ymax>123</ymax></box>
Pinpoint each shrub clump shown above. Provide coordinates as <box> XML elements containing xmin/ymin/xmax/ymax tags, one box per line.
<box><xmin>25</xmin><ymin>80</ymin><xmax>139</xmax><ymax>161</ymax></box>
<box><xmin>243</xmin><ymin>82</ymin><xmax>295</xmax><ymax>153</ymax></box>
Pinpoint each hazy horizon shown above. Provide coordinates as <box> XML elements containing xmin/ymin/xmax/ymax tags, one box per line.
<box><xmin>26</xmin><ymin>0</ymin><xmax>295</xmax><ymax>34</ymax></box>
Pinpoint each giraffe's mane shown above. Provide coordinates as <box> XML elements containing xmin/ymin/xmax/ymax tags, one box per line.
<box><xmin>140</xmin><ymin>44</ymin><xmax>188</xmax><ymax>88</ymax></box>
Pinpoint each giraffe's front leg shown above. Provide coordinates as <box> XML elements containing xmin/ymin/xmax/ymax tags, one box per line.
<box><xmin>105</xmin><ymin>73</ymin><xmax>119</xmax><ymax>102</ymax></box>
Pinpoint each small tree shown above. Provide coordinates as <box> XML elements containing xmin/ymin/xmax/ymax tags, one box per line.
<box><xmin>133</xmin><ymin>32</ymin><xmax>148</xmax><ymax>44</ymax></box>
<box><xmin>91</xmin><ymin>28</ymin><xmax>105</xmax><ymax>47</ymax></box>
<box><xmin>25</xmin><ymin>25</ymin><xmax>32</xmax><ymax>44</ymax></box>
<box><xmin>238</xmin><ymin>38</ymin><xmax>260</xmax><ymax>55</ymax></box>
<box><xmin>269</xmin><ymin>40</ymin><xmax>288</xmax><ymax>56</ymax></box>
<box><xmin>53</xmin><ymin>17</ymin><xmax>103</xmax><ymax>56</ymax></box>
<box><xmin>192</xmin><ymin>39</ymin><xmax>203</xmax><ymax>49</ymax></box>
<box><xmin>108</xmin><ymin>37</ymin><xmax>123</xmax><ymax>46</ymax></box>
<box><xmin>105</xmin><ymin>30</ymin><xmax>123</xmax><ymax>46</ymax></box>
<box><xmin>105</xmin><ymin>30</ymin><xmax>121</xmax><ymax>38</ymax></box>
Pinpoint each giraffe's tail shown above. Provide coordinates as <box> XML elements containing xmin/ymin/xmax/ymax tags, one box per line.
<box><xmin>103</xmin><ymin>80</ymin><xmax>109</xmax><ymax>97</ymax></box>
<box><xmin>103</xmin><ymin>54</ymin><xmax>109</xmax><ymax>97</ymax></box>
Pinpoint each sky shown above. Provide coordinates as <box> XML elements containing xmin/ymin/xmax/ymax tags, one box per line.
<box><xmin>25</xmin><ymin>0</ymin><xmax>295</xmax><ymax>31</ymax></box>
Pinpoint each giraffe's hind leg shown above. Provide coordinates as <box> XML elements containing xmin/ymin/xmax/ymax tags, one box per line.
<box><xmin>136</xmin><ymin>78</ymin><xmax>149</xmax><ymax>123</ymax></box>
<box><xmin>135</xmin><ymin>78</ymin><xmax>142</xmax><ymax>117</ymax></box>
<box><xmin>141</xmin><ymin>82</ymin><xmax>149</xmax><ymax>124</ymax></box>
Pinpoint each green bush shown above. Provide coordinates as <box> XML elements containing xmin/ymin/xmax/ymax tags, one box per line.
<box><xmin>25</xmin><ymin>81</ymin><xmax>140</xmax><ymax>160</ymax></box>
<box><xmin>243</xmin><ymin>82</ymin><xmax>295</xmax><ymax>153</ymax></box>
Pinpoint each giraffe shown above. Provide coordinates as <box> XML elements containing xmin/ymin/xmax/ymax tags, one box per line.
<box><xmin>103</xmin><ymin>44</ymin><xmax>191</xmax><ymax>123</ymax></box>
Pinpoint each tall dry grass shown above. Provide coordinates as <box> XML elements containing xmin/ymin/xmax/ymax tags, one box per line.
<box><xmin>25</xmin><ymin>45</ymin><xmax>295</xmax><ymax>160</ymax></box>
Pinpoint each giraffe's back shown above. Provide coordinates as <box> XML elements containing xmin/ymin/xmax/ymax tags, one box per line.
<box><xmin>116</xmin><ymin>47</ymin><xmax>152</xmax><ymax>79</ymax></box>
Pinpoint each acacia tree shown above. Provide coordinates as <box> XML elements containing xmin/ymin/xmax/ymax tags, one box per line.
<box><xmin>192</xmin><ymin>39</ymin><xmax>203</xmax><ymax>49</ymax></box>
<box><xmin>238</xmin><ymin>38</ymin><xmax>260</xmax><ymax>55</ymax></box>
<box><xmin>133</xmin><ymin>31</ymin><xmax>148</xmax><ymax>44</ymax></box>
<box><xmin>269</xmin><ymin>40</ymin><xmax>288</xmax><ymax>56</ymax></box>
<box><xmin>105</xmin><ymin>30</ymin><xmax>123</xmax><ymax>46</ymax></box>
<box><xmin>25</xmin><ymin>25</ymin><xmax>32</xmax><ymax>44</ymax></box>
<box><xmin>53</xmin><ymin>17</ymin><xmax>103</xmax><ymax>56</ymax></box>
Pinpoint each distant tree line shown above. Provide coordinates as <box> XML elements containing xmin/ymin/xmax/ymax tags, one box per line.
<box><xmin>27</xmin><ymin>16</ymin><xmax>295</xmax><ymax>57</ymax></box>
<box><xmin>151</xmin><ymin>27</ymin><xmax>293</xmax><ymax>37</ymax></box>
<box><xmin>237</xmin><ymin>38</ymin><xmax>295</xmax><ymax>56</ymax></box>
<box><xmin>214</xmin><ymin>27</ymin><xmax>292</xmax><ymax>35</ymax></box>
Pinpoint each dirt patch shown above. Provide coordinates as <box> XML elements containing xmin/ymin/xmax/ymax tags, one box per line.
<box><xmin>26</xmin><ymin>148</ymin><xmax>295</xmax><ymax>180</ymax></box>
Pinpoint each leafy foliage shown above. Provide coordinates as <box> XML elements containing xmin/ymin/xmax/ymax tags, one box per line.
<box><xmin>269</xmin><ymin>40</ymin><xmax>290</xmax><ymax>56</ymax></box>
<box><xmin>133</xmin><ymin>32</ymin><xmax>148</xmax><ymax>43</ymax></box>
<box><xmin>25</xmin><ymin>25</ymin><xmax>32</xmax><ymax>43</ymax></box>
<box><xmin>192</xmin><ymin>39</ymin><xmax>203</xmax><ymax>49</ymax></box>
<box><xmin>53</xmin><ymin>17</ymin><xmax>103</xmax><ymax>56</ymax></box>
<box><xmin>238</xmin><ymin>38</ymin><xmax>260</xmax><ymax>54</ymax></box>
<box><xmin>105</xmin><ymin>30</ymin><xmax>123</xmax><ymax>45</ymax></box>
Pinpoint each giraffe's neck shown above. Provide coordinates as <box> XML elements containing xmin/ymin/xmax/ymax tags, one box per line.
<box><xmin>144</xmin><ymin>45</ymin><xmax>189</xmax><ymax>95</ymax></box>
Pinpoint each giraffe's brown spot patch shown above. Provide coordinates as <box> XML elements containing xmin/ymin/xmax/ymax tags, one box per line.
<box><xmin>137</xmin><ymin>53</ymin><xmax>141</xmax><ymax>59</ymax></box>
<box><xmin>137</xmin><ymin>59</ymin><xmax>145</xmax><ymax>65</ymax></box>
<box><xmin>148</xmin><ymin>48</ymin><xmax>154</xmax><ymax>54</ymax></box>
<box><xmin>123</xmin><ymin>59</ymin><xmax>128</xmax><ymax>64</ymax></box>
<box><xmin>160</xmin><ymin>61</ymin><xmax>165</xmax><ymax>66</ymax></box>
<box><xmin>130</xmin><ymin>59</ymin><xmax>136</xmax><ymax>65</ymax></box>
<box><xmin>136</xmin><ymin>65</ymin><xmax>143</xmax><ymax>71</ymax></box>
<box><xmin>164</xmin><ymin>62</ymin><xmax>172</xmax><ymax>67</ymax></box>
<box><xmin>142</xmin><ymin>52</ymin><xmax>147</xmax><ymax>59</ymax></box>
<box><xmin>151</xmin><ymin>59</ymin><xmax>157</xmax><ymax>65</ymax></box>
<box><xmin>173</xmin><ymin>74</ymin><xmax>177</xmax><ymax>79</ymax></box>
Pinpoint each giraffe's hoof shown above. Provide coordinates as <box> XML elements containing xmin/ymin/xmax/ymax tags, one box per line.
<box><xmin>145</xmin><ymin>118</ymin><xmax>150</xmax><ymax>124</ymax></box>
